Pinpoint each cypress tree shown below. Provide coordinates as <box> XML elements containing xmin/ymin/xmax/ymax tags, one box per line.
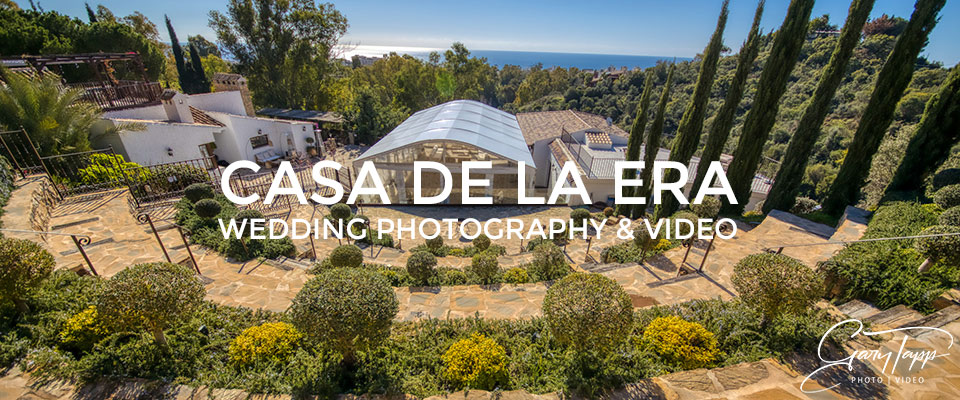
<box><xmin>823</xmin><ymin>0</ymin><xmax>946</xmax><ymax>215</ymax></box>
<box><xmin>617</xmin><ymin>69</ymin><xmax>656</xmax><ymax>216</ymax></box>
<box><xmin>764</xmin><ymin>0</ymin><xmax>876</xmax><ymax>213</ymax></box>
<box><xmin>691</xmin><ymin>0</ymin><xmax>765</xmax><ymax>195</ymax></box>
<box><xmin>633</xmin><ymin>64</ymin><xmax>675</xmax><ymax>218</ymax></box>
<box><xmin>721</xmin><ymin>0</ymin><xmax>815</xmax><ymax>215</ymax></box>
<box><xmin>885</xmin><ymin>64</ymin><xmax>960</xmax><ymax>195</ymax></box>
<box><xmin>85</xmin><ymin>3</ymin><xmax>98</xmax><ymax>23</ymax></box>
<box><xmin>655</xmin><ymin>0</ymin><xmax>729</xmax><ymax>220</ymax></box>
<box><xmin>189</xmin><ymin>44</ymin><xmax>212</xmax><ymax>94</ymax></box>
<box><xmin>166</xmin><ymin>15</ymin><xmax>191</xmax><ymax>93</ymax></box>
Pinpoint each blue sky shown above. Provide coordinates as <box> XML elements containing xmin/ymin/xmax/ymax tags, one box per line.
<box><xmin>24</xmin><ymin>0</ymin><xmax>960</xmax><ymax>64</ymax></box>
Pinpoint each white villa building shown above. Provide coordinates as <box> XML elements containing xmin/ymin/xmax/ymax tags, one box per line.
<box><xmin>91</xmin><ymin>89</ymin><xmax>314</xmax><ymax>167</ymax></box>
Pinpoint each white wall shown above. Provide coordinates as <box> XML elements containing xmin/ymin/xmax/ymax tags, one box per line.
<box><xmin>207</xmin><ymin>112</ymin><xmax>311</xmax><ymax>163</ymax></box>
<box><xmin>530</xmin><ymin>138</ymin><xmax>554</xmax><ymax>187</ymax></box>
<box><xmin>188</xmin><ymin>91</ymin><xmax>248</xmax><ymax>116</ymax></box>
<box><xmin>93</xmin><ymin>121</ymin><xmax>218</xmax><ymax>166</ymax></box>
<box><xmin>103</xmin><ymin>105</ymin><xmax>167</xmax><ymax>121</ymax></box>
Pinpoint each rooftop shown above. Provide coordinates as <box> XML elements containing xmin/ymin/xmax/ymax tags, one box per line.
<box><xmin>516</xmin><ymin>110</ymin><xmax>628</xmax><ymax>145</ymax></box>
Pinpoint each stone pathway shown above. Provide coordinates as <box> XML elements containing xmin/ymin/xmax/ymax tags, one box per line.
<box><xmin>1</xmin><ymin>179</ymin><xmax>868</xmax><ymax>319</ymax></box>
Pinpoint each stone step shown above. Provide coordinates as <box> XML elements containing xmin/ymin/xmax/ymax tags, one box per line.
<box><xmin>865</xmin><ymin>304</ymin><xmax>925</xmax><ymax>328</ymax></box>
<box><xmin>837</xmin><ymin>299</ymin><xmax>882</xmax><ymax>320</ymax></box>
<box><xmin>897</xmin><ymin>305</ymin><xmax>960</xmax><ymax>330</ymax></box>
<box><xmin>50</xmin><ymin>216</ymin><xmax>101</xmax><ymax>230</ymax></box>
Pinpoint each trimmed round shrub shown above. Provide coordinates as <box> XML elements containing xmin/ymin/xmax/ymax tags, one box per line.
<box><xmin>529</xmin><ymin>241</ymin><xmax>569</xmax><ymax>281</ymax></box>
<box><xmin>289</xmin><ymin>268</ymin><xmax>398</xmax><ymax>362</ymax></box>
<box><xmin>938</xmin><ymin>206</ymin><xmax>960</xmax><ymax>226</ymax></box>
<box><xmin>933</xmin><ymin>168</ymin><xmax>960</xmax><ymax>192</ymax></box>
<box><xmin>570</xmin><ymin>208</ymin><xmax>592</xmax><ymax>227</ymax></box>
<box><xmin>690</xmin><ymin>196</ymin><xmax>721</xmax><ymax>219</ymax></box>
<box><xmin>671</xmin><ymin>210</ymin><xmax>698</xmax><ymax>225</ymax></box>
<box><xmin>234</xmin><ymin>209</ymin><xmax>265</xmax><ymax>237</ymax></box>
<box><xmin>503</xmin><ymin>267</ymin><xmax>529</xmax><ymax>284</ymax></box>
<box><xmin>406</xmin><ymin>250</ymin><xmax>438</xmax><ymax>286</ymax></box>
<box><xmin>329</xmin><ymin>203</ymin><xmax>352</xmax><ymax>222</ymax></box>
<box><xmin>328</xmin><ymin>245</ymin><xmax>364</xmax><ymax>269</ymax></box>
<box><xmin>934</xmin><ymin>184</ymin><xmax>960</xmax><ymax>209</ymax></box>
<box><xmin>915</xmin><ymin>225</ymin><xmax>960</xmax><ymax>265</ymax></box>
<box><xmin>790</xmin><ymin>197</ymin><xmax>819</xmax><ymax>215</ymax></box>
<box><xmin>473</xmin><ymin>234</ymin><xmax>491</xmax><ymax>251</ymax></box>
<box><xmin>97</xmin><ymin>262</ymin><xmax>205</xmax><ymax>345</ymax></box>
<box><xmin>441</xmin><ymin>333</ymin><xmax>508</xmax><ymax>390</ymax></box>
<box><xmin>425</xmin><ymin>236</ymin><xmax>445</xmax><ymax>251</ymax></box>
<box><xmin>229</xmin><ymin>322</ymin><xmax>303</xmax><ymax>366</ymax></box>
<box><xmin>603</xmin><ymin>207</ymin><xmax>615</xmax><ymax>217</ymax></box>
<box><xmin>193</xmin><ymin>198</ymin><xmax>222</xmax><ymax>219</ymax></box>
<box><xmin>642</xmin><ymin>316</ymin><xmax>719</xmax><ymax>369</ymax></box>
<box><xmin>633</xmin><ymin>226</ymin><xmax>658</xmax><ymax>251</ymax></box>
<box><xmin>542</xmin><ymin>273</ymin><xmax>633</xmax><ymax>352</ymax></box>
<box><xmin>0</xmin><ymin>237</ymin><xmax>55</xmax><ymax>314</ymax></box>
<box><xmin>731</xmin><ymin>253</ymin><xmax>823</xmax><ymax>323</ymax></box>
<box><xmin>184</xmin><ymin>183</ymin><xmax>215</xmax><ymax>203</ymax></box>
<box><xmin>469</xmin><ymin>251</ymin><xmax>500</xmax><ymax>284</ymax></box>
<box><xmin>441</xmin><ymin>269</ymin><xmax>468</xmax><ymax>285</ymax></box>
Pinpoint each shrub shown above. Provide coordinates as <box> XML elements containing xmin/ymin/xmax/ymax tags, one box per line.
<box><xmin>406</xmin><ymin>250</ymin><xmax>438</xmax><ymax>285</ymax></box>
<box><xmin>425</xmin><ymin>236</ymin><xmax>445</xmax><ymax>251</ymax></box>
<box><xmin>932</xmin><ymin>168</ymin><xmax>960</xmax><ymax>192</ymax></box>
<box><xmin>469</xmin><ymin>251</ymin><xmax>500</xmax><ymax>284</ymax></box>
<box><xmin>441</xmin><ymin>333</ymin><xmax>508</xmax><ymax>390</ymax></box>
<box><xmin>570</xmin><ymin>208</ymin><xmax>592</xmax><ymax>227</ymax></box>
<box><xmin>329</xmin><ymin>245</ymin><xmax>364</xmax><ymax>269</ymax></box>
<box><xmin>229</xmin><ymin>322</ymin><xmax>303</xmax><ymax>367</ymax></box>
<box><xmin>0</xmin><ymin>237</ymin><xmax>55</xmax><ymax>314</ymax></box>
<box><xmin>441</xmin><ymin>269</ymin><xmax>468</xmax><ymax>285</ymax></box>
<box><xmin>194</xmin><ymin>198</ymin><xmax>222</xmax><ymax>219</ymax></box>
<box><xmin>671</xmin><ymin>210</ymin><xmax>698</xmax><ymax>225</ymax></box>
<box><xmin>938</xmin><ymin>206</ymin><xmax>960</xmax><ymax>226</ymax></box>
<box><xmin>329</xmin><ymin>203</ymin><xmax>352</xmax><ymax>222</ymax></box>
<box><xmin>732</xmin><ymin>253</ymin><xmax>823</xmax><ymax>323</ymax></box>
<box><xmin>528</xmin><ymin>241</ymin><xmax>569</xmax><ymax>281</ymax></box>
<box><xmin>542</xmin><ymin>273</ymin><xmax>633</xmax><ymax>352</ymax></box>
<box><xmin>473</xmin><ymin>234</ymin><xmax>491</xmax><ymax>251</ymax></box>
<box><xmin>289</xmin><ymin>268</ymin><xmax>398</xmax><ymax>362</ymax></box>
<box><xmin>234</xmin><ymin>209</ymin><xmax>265</xmax><ymax>237</ymax></box>
<box><xmin>184</xmin><ymin>183</ymin><xmax>215</xmax><ymax>203</ymax></box>
<box><xmin>790</xmin><ymin>197</ymin><xmax>819</xmax><ymax>215</ymax></box>
<box><xmin>503</xmin><ymin>267</ymin><xmax>529</xmax><ymax>284</ymax></box>
<box><xmin>689</xmin><ymin>196</ymin><xmax>721</xmax><ymax>219</ymax></box>
<box><xmin>97</xmin><ymin>262</ymin><xmax>205</xmax><ymax>345</ymax></box>
<box><xmin>603</xmin><ymin>207</ymin><xmax>615</xmax><ymax>217</ymax></box>
<box><xmin>642</xmin><ymin>316</ymin><xmax>719</xmax><ymax>369</ymax></box>
<box><xmin>77</xmin><ymin>153</ymin><xmax>146</xmax><ymax>185</ymax></box>
<box><xmin>915</xmin><ymin>225</ymin><xmax>960</xmax><ymax>266</ymax></box>
<box><xmin>934</xmin><ymin>184</ymin><xmax>960</xmax><ymax>209</ymax></box>
<box><xmin>59</xmin><ymin>305</ymin><xmax>108</xmax><ymax>352</ymax></box>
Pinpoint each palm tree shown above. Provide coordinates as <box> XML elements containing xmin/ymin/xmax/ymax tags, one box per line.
<box><xmin>0</xmin><ymin>69</ymin><xmax>99</xmax><ymax>156</ymax></box>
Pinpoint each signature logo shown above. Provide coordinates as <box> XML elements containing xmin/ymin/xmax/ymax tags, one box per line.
<box><xmin>800</xmin><ymin>319</ymin><xmax>955</xmax><ymax>394</ymax></box>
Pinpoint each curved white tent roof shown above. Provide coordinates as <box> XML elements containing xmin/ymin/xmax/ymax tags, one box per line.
<box><xmin>354</xmin><ymin>100</ymin><xmax>535</xmax><ymax>165</ymax></box>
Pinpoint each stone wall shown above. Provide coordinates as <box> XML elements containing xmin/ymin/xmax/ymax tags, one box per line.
<box><xmin>29</xmin><ymin>178</ymin><xmax>60</xmax><ymax>234</ymax></box>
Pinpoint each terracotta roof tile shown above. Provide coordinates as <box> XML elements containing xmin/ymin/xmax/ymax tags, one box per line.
<box><xmin>516</xmin><ymin>110</ymin><xmax>628</xmax><ymax>145</ymax></box>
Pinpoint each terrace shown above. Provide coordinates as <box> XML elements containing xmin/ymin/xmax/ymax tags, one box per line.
<box><xmin>1</xmin><ymin>53</ymin><xmax>162</xmax><ymax>112</ymax></box>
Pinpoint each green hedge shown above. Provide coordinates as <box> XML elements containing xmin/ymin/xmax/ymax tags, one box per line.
<box><xmin>826</xmin><ymin>201</ymin><xmax>960</xmax><ymax>313</ymax></box>
<box><xmin>174</xmin><ymin>195</ymin><xmax>295</xmax><ymax>261</ymax></box>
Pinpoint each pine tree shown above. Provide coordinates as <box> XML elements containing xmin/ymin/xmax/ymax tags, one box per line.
<box><xmin>85</xmin><ymin>3</ymin><xmax>98</xmax><ymax>23</ymax></box>
<box><xmin>885</xmin><ymin>64</ymin><xmax>960</xmax><ymax>195</ymax></box>
<box><xmin>189</xmin><ymin>44</ymin><xmax>211</xmax><ymax>94</ymax></box>
<box><xmin>617</xmin><ymin>69</ymin><xmax>656</xmax><ymax>216</ymax></box>
<box><xmin>721</xmin><ymin>0</ymin><xmax>815</xmax><ymax>215</ymax></box>
<box><xmin>166</xmin><ymin>15</ymin><xmax>191</xmax><ymax>93</ymax></box>
<box><xmin>823</xmin><ymin>0</ymin><xmax>946</xmax><ymax>215</ymax></box>
<box><xmin>691</xmin><ymin>0</ymin><xmax>765</xmax><ymax>195</ymax></box>
<box><xmin>655</xmin><ymin>0</ymin><xmax>729</xmax><ymax>220</ymax></box>
<box><xmin>763</xmin><ymin>0</ymin><xmax>876</xmax><ymax>213</ymax></box>
<box><xmin>633</xmin><ymin>64</ymin><xmax>675</xmax><ymax>218</ymax></box>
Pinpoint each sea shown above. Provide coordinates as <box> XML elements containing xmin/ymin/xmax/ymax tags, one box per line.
<box><xmin>340</xmin><ymin>45</ymin><xmax>690</xmax><ymax>70</ymax></box>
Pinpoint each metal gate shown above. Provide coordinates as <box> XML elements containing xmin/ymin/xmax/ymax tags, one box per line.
<box><xmin>124</xmin><ymin>157</ymin><xmax>221</xmax><ymax>209</ymax></box>
<box><xmin>0</xmin><ymin>128</ymin><xmax>45</xmax><ymax>177</ymax></box>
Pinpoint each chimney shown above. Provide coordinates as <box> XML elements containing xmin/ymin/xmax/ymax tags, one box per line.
<box><xmin>212</xmin><ymin>73</ymin><xmax>255</xmax><ymax>116</ymax></box>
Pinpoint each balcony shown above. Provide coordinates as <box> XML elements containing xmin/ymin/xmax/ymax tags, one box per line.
<box><xmin>70</xmin><ymin>80</ymin><xmax>163</xmax><ymax>111</ymax></box>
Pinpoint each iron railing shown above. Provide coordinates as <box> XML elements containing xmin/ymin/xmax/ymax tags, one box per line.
<box><xmin>70</xmin><ymin>80</ymin><xmax>163</xmax><ymax>111</ymax></box>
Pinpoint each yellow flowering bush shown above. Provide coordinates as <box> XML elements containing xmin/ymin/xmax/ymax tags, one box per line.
<box><xmin>59</xmin><ymin>305</ymin><xmax>108</xmax><ymax>351</ymax></box>
<box><xmin>441</xmin><ymin>333</ymin><xmax>508</xmax><ymax>390</ymax></box>
<box><xmin>652</xmin><ymin>239</ymin><xmax>674</xmax><ymax>252</ymax></box>
<box><xmin>642</xmin><ymin>316</ymin><xmax>719</xmax><ymax>369</ymax></box>
<box><xmin>229</xmin><ymin>322</ymin><xmax>303</xmax><ymax>367</ymax></box>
